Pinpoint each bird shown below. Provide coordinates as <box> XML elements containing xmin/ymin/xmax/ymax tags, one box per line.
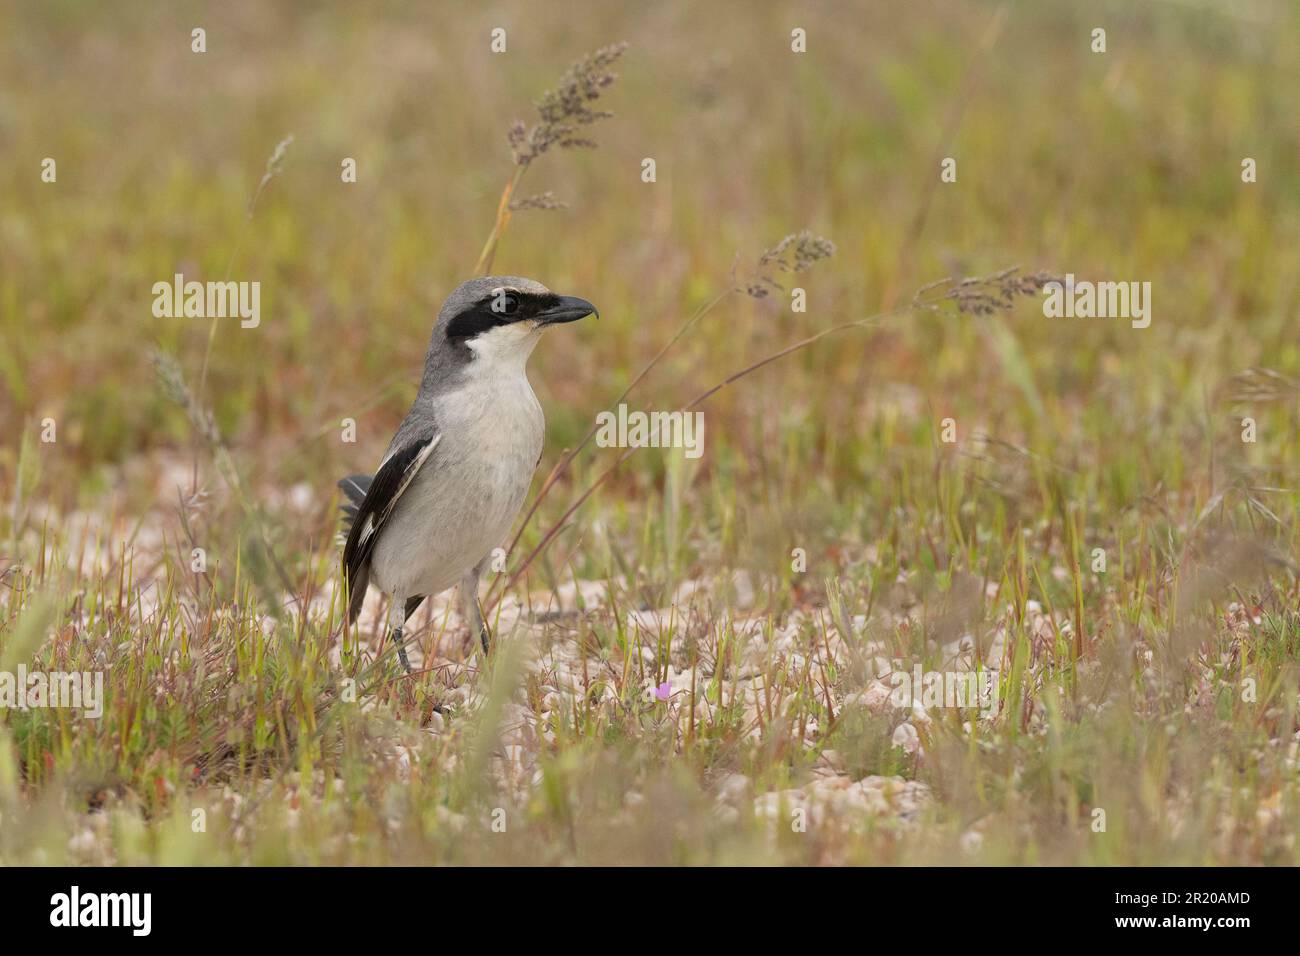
<box><xmin>337</xmin><ymin>276</ymin><xmax>598</xmax><ymax>671</ymax></box>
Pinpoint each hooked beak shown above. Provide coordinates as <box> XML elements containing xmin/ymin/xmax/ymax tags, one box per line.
<box><xmin>540</xmin><ymin>294</ymin><xmax>599</xmax><ymax>325</ymax></box>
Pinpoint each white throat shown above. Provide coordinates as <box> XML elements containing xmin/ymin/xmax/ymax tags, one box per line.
<box><xmin>465</xmin><ymin>322</ymin><xmax>543</xmax><ymax>375</ymax></box>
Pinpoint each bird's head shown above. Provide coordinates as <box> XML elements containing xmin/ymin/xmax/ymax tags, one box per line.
<box><xmin>435</xmin><ymin>276</ymin><xmax>598</xmax><ymax>366</ymax></box>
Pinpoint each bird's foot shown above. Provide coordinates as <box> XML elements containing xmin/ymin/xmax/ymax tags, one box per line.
<box><xmin>390</xmin><ymin>626</ymin><xmax>412</xmax><ymax>674</ymax></box>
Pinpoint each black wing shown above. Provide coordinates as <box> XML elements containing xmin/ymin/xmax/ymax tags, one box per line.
<box><xmin>337</xmin><ymin>473</ymin><xmax>373</xmax><ymax>533</ymax></box>
<box><xmin>341</xmin><ymin>434</ymin><xmax>440</xmax><ymax>622</ymax></box>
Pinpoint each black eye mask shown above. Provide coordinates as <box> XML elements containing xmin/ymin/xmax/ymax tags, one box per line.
<box><xmin>445</xmin><ymin>292</ymin><xmax>560</xmax><ymax>340</ymax></box>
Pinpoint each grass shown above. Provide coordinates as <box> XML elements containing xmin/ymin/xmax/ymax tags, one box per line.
<box><xmin>1</xmin><ymin>0</ymin><xmax>1299</xmax><ymax>865</ymax></box>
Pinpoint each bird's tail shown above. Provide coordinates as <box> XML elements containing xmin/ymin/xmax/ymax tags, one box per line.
<box><xmin>336</xmin><ymin>474</ymin><xmax>373</xmax><ymax>624</ymax></box>
<box><xmin>336</xmin><ymin>473</ymin><xmax>372</xmax><ymax>536</ymax></box>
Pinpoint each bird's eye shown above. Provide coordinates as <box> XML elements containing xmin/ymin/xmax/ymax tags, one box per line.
<box><xmin>490</xmin><ymin>290</ymin><xmax>520</xmax><ymax>316</ymax></box>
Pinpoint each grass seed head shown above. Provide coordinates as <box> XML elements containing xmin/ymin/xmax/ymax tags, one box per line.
<box><xmin>508</xmin><ymin>190</ymin><xmax>569</xmax><ymax>211</ymax></box>
<box><xmin>1222</xmin><ymin>366</ymin><xmax>1300</xmax><ymax>404</ymax></box>
<box><xmin>911</xmin><ymin>267</ymin><xmax>1057</xmax><ymax>315</ymax></box>
<box><xmin>151</xmin><ymin>349</ymin><xmax>222</xmax><ymax>449</ymax></box>
<box><xmin>745</xmin><ymin>230</ymin><xmax>837</xmax><ymax>298</ymax></box>
<box><xmin>509</xmin><ymin>42</ymin><xmax>628</xmax><ymax>168</ymax></box>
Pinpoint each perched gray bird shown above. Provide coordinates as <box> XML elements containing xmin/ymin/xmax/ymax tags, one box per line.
<box><xmin>338</xmin><ymin>276</ymin><xmax>597</xmax><ymax>671</ymax></box>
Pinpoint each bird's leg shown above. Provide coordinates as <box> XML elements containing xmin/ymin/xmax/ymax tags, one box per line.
<box><xmin>460</xmin><ymin>559</ymin><xmax>492</xmax><ymax>655</ymax></box>
<box><xmin>387</xmin><ymin>593</ymin><xmax>412</xmax><ymax>673</ymax></box>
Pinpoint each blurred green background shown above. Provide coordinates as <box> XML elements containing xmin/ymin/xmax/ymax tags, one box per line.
<box><xmin>4</xmin><ymin>1</ymin><xmax>1296</xmax><ymax>521</ymax></box>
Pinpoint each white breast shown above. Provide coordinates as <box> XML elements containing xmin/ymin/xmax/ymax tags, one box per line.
<box><xmin>368</xmin><ymin>338</ymin><xmax>546</xmax><ymax>600</ymax></box>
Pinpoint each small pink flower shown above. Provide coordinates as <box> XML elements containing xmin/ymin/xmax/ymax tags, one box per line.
<box><xmin>655</xmin><ymin>681</ymin><xmax>672</xmax><ymax>701</ymax></box>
